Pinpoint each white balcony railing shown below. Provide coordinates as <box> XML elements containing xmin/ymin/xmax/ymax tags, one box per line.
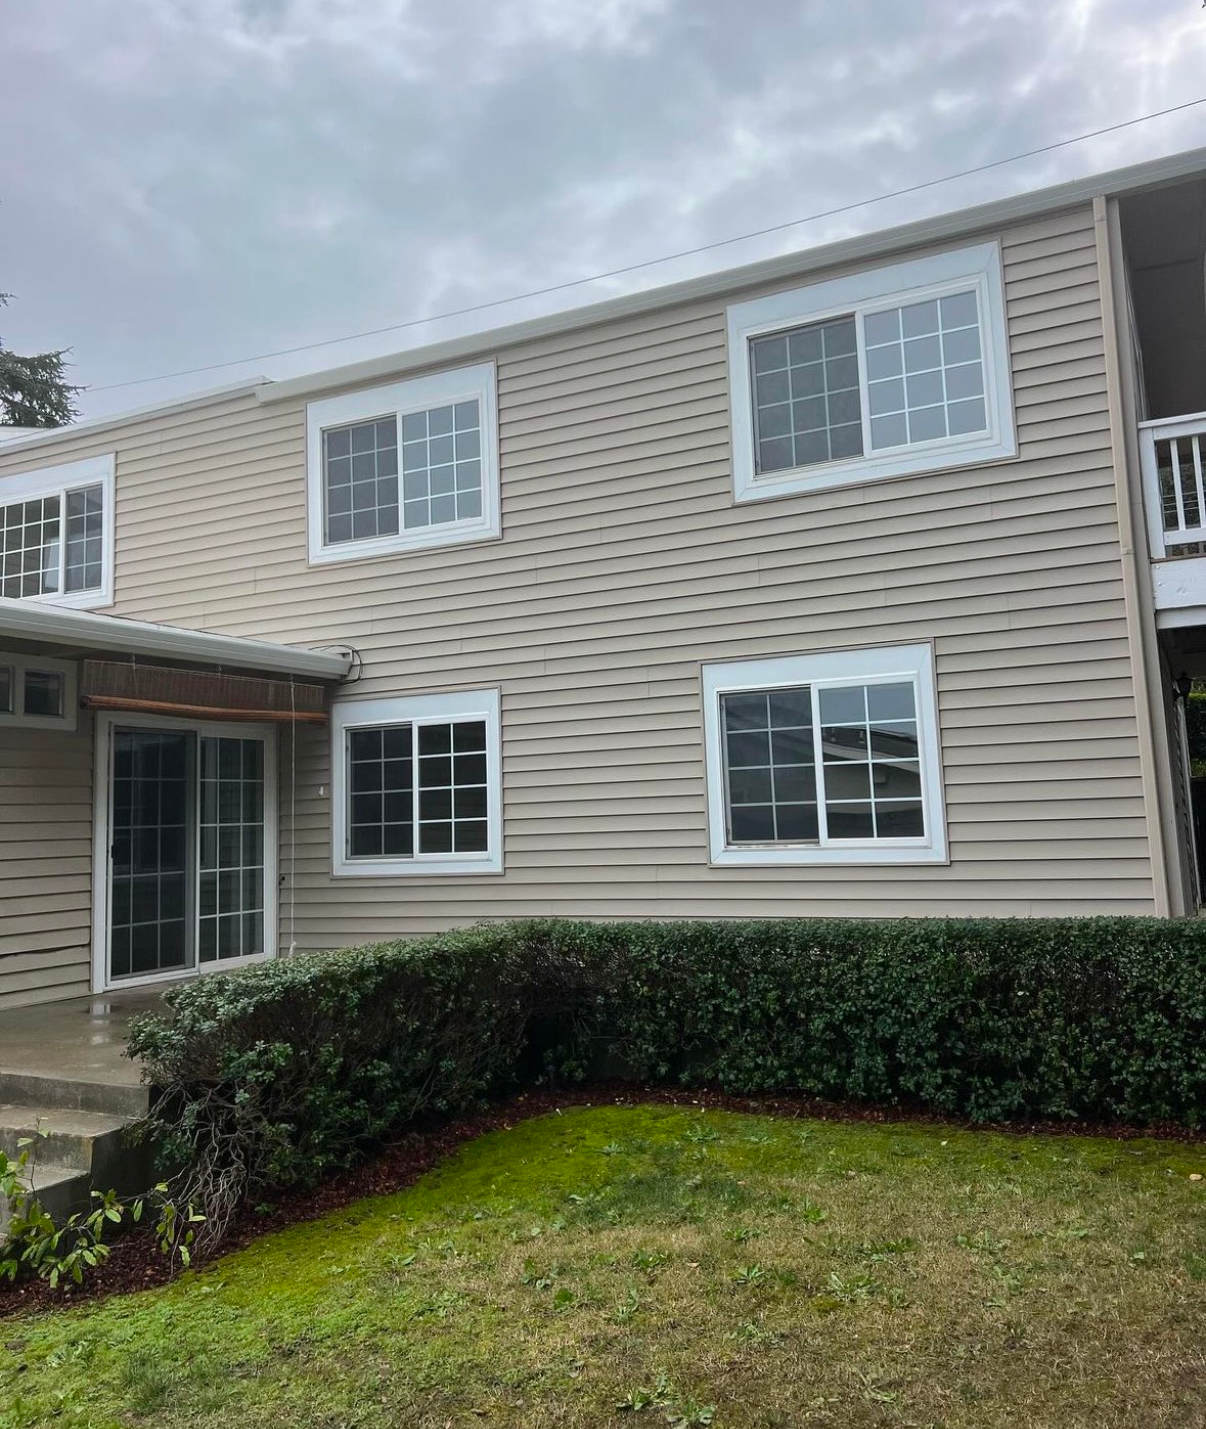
<box><xmin>1139</xmin><ymin>412</ymin><xmax>1206</xmax><ymax>560</ymax></box>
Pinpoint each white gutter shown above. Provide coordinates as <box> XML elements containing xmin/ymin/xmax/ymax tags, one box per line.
<box><xmin>0</xmin><ymin>599</ymin><xmax>353</xmax><ymax>680</ymax></box>
<box><xmin>258</xmin><ymin>144</ymin><xmax>1206</xmax><ymax>405</ymax></box>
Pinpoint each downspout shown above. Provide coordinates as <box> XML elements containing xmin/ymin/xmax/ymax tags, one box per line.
<box><xmin>1093</xmin><ymin>194</ymin><xmax>1179</xmax><ymax>916</ymax></box>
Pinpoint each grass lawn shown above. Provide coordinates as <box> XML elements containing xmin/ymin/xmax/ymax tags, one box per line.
<box><xmin>2</xmin><ymin>1104</ymin><xmax>1204</xmax><ymax>1428</ymax></box>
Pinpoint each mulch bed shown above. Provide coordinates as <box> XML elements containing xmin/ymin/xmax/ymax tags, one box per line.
<box><xmin>2</xmin><ymin>1083</ymin><xmax>1203</xmax><ymax>1320</ymax></box>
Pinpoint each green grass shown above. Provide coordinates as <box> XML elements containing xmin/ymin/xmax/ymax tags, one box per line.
<box><xmin>2</xmin><ymin>1105</ymin><xmax>1204</xmax><ymax>1427</ymax></box>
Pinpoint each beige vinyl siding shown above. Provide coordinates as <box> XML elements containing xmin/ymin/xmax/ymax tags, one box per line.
<box><xmin>0</xmin><ymin>201</ymin><xmax>1155</xmax><ymax>951</ymax></box>
<box><xmin>0</xmin><ymin>718</ymin><xmax>94</xmax><ymax>1008</ymax></box>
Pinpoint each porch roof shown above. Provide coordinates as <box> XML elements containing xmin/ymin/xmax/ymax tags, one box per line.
<box><xmin>0</xmin><ymin>598</ymin><xmax>354</xmax><ymax>681</ymax></box>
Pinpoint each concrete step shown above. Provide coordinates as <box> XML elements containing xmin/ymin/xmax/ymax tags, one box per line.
<box><xmin>0</xmin><ymin>1068</ymin><xmax>150</xmax><ymax>1119</ymax></box>
<box><xmin>0</xmin><ymin>1161</ymin><xmax>92</xmax><ymax>1240</ymax></box>
<box><xmin>0</xmin><ymin>1104</ymin><xmax>136</xmax><ymax>1181</ymax></box>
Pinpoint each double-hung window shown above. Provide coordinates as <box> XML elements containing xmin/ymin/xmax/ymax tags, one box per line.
<box><xmin>0</xmin><ymin>454</ymin><xmax>115</xmax><ymax>607</ymax></box>
<box><xmin>727</xmin><ymin>243</ymin><xmax>1015</xmax><ymax>502</ymax></box>
<box><xmin>702</xmin><ymin>644</ymin><xmax>946</xmax><ymax>865</ymax></box>
<box><xmin>306</xmin><ymin>363</ymin><xmax>499</xmax><ymax>564</ymax></box>
<box><xmin>331</xmin><ymin>689</ymin><xmax>502</xmax><ymax>876</ymax></box>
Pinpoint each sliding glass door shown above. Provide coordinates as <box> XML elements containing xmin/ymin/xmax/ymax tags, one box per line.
<box><xmin>102</xmin><ymin>719</ymin><xmax>274</xmax><ymax>987</ymax></box>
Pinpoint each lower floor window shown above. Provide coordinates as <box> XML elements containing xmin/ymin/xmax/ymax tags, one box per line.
<box><xmin>702</xmin><ymin>644</ymin><xmax>946</xmax><ymax>865</ymax></box>
<box><xmin>332</xmin><ymin>689</ymin><xmax>501</xmax><ymax>876</ymax></box>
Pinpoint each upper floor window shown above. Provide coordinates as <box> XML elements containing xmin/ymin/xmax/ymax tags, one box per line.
<box><xmin>0</xmin><ymin>454</ymin><xmax>115</xmax><ymax>608</ymax></box>
<box><xmin>0</xmin><ymin>651</ymin><xmax>77</xmax><ymax>731</ymax></box>
<box><xmin>306</xmin><ymin>363</ymin><xmax>499</xmax><ymax>565</ymax></box>
<box><xmin>701</xmin><ymin>643</ymin><xmax>947</xmax><ymax>866</ymax></box>
<box><xmin>727</xmin><ymin>243</ymin><xmax>1016</xmax><ymax>503</ymax></box>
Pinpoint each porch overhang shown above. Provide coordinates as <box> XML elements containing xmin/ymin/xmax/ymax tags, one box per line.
<box><xmin>0</xmin><ymin>598</ymin><xmax>354</xmax><ymax>681</ymax></box>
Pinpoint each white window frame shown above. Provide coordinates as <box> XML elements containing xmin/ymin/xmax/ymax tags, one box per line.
<box><xmin>331</xmin><ymin>687</ymin><xmax>503</xmax><ymax>877</ymax></box>
<box><xmin>0</xmin><ymin>454</ymin><xmax>116</xmax><ymax>608</ymax></box>
<box><xmin>0</xmin><ymin>650</ymin><xmax>78</xmax><ymax>731</ymax></box>
<box><xmin>306</xmin><ymin>362</ymin><xmax>500</xmax><ymax>565</ymax></box>
<box><xmin>726</xmin><ymin>243</ymin><xmax>1016</xmax><ymax>504</ymax></box>
<box><xmin>702</xmin><ymin>642</ymin><xmax>947</xmax><ymax>866</ymax></box>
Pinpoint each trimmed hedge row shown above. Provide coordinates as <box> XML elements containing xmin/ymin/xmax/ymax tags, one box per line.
<box><xmin>128</xmin><ymin>917</ymin><xmax>1206</xmax><ymax>1233</ymax></box>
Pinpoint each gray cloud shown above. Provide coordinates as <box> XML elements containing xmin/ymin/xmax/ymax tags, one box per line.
<box><xmin>0</xmin><ymin>0</ymin><xmax>1203</xmax><ymax>416</ymax></box>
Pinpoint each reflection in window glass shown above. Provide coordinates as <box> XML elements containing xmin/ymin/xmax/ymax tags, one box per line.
<box><xmin>720</xmin><ymin>680</ymin><xmax>925</xmax><ymax>844</ymax></box>
<box><xmin>23</xmin><ymin>669</ymin><xmax>64</xmax><ymax>718</ymax></box>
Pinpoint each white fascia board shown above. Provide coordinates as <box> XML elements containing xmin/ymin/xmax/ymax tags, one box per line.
<box><xmin>258</xmin><ymin>146</ymin><xmax>1206</xmax><ymax>406</ymax></box>
<box><xmin>0</xmin><ymin>598</ymin><xmax>353</xmax><ymax>679</ymax></box>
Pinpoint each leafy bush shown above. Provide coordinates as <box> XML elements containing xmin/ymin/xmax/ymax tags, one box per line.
<box><xmin>128</xmin><ymin>916</ymin><xmax>1206</xmax><ymax>1248</ymax></box>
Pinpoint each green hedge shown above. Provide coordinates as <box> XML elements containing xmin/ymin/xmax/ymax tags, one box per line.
<box><xmin>128</xmin><ymin>917</ymin><xmax>1206</xmax><ymax>1238</ymax></box>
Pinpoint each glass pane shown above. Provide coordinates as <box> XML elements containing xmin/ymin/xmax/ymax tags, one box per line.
<box><xmin>0</xmin><ymin>667</ymin><xmax>10</xmax><ymax>713</ymax></box>
<box><xmin>418</xmin><ymin>719</ymin><xmax>488</xmax><ymax>855</ymax></box>
<box><xmin>346</xmin><ymin>723</ymin><xmax>414</xmax><ymax>862</ymax></box>
<box><xmin>198</xmin><ymin>736</ymin><xmax>267</xmax><ymax>962</ymax></box>
<box><xmin>721</xmin><ymin>686</ymin><xmax>818</xmax><ymax>844</ymax></box>
<box><xmin>23</xmin><ymin>670</ymin><xmax>64</xmax><ymax>718</ymax></box>
<box><xmin>109</xmin><ymin>731</ymin><xmax>191</xmax><ymax>978</ymax></box>
<box><xmin>751</xmin><ymin>316</ymin><xmax>863</xmax><ymax>473</ymax></box>
<box><xmin>0</xmin><ymin>495</ymin><xmax>61</xmax><ymax>599</ymax></box>
<box><xmin>865</xmin><ymin>288</ymin><xmax>987</xmax><ymax>451</ymax></box>
<box><xmin>324</xmin><ymin>417</ymin><xmax>399</xmax><ymax>545</ymax></box>
<box><xmin>818</xmin><ymin>681</ymin><xmax>924</xmax><ymax>841</ymax></box>
<box><xmin>397</xmin><ymin>399</ymin><xmax>481</xmax><ymax>530</ymax></box>
<box><xmin>64</xmin><ymin>484</ymin><xmax>104</xmax><ymax>593</ymax></box>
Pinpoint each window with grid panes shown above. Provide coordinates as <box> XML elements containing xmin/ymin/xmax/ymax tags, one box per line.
<box><xmin>346</xmin><ymin>719</ymin><xmax>489</xmax><ymax>860</ymax></box>
<box><xmin>308</xmin><ymin>364</ymin><xmax>497</xmax><ymax>562</ymax></box>
<box><xmin>0</xmin><ymin>455</ymin><xmax>113</xmax><ymax>606</ymax></box>
<box><xmin>0</xmin><ymin>482</ymin><xmax>106</xmax><ymax>598</ymax></box>
<box><xmin>728</xmin><ymin>243</ymin><xmax>1014</xmax><ymax>502</ymax></box>
<box><xmin>703</xmin><ymin>645</ymin><xmax>946</xmax><ymax>865</ymax></box>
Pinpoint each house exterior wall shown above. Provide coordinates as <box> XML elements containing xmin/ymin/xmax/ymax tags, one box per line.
<box><xmin>0</xmin><ymin>716</ymin><xmax>94</xmax><ymax>1008</ymax></box>
<box><xmin>0</xmin><ymin>200</ymin><xmax>1159</xmax><ymax>968</ymax></box>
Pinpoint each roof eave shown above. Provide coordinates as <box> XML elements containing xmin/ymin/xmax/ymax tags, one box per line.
<box><xmin>0</xmin><ymin>599</ymin><xmax>353</xmax><ymax>681</ymax></box>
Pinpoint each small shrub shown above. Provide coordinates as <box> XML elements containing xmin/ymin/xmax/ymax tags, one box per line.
<box><xmin>1</xmin><ymin>1138</ymin><xmax>200</xmax><ymax>1288</ymax></box>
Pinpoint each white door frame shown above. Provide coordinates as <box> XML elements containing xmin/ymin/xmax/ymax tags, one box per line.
<box><xmin>90</xmin><ymin>710</ymin><xmax>279</xmax><ymax>994</ymax></box>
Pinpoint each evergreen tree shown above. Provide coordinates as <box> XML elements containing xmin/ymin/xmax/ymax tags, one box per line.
<box><xmin>0</xmin><ymin>294</ymin><xmax>82</xmax><ymax>427</ymax></box>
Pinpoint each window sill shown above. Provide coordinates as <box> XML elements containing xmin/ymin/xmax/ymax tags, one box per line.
<box><xmin>308</xmin><ymin>520</ymin><xmax>501</xmax><ymax>567</ymax></box>
<box><xmin>733</xmin><ymin>432</ymin><xmax>1017</xmax><ymax>504</ymax></box>
<box><xmin>28</xmin><ymin>588</ymin><xmax>114</xmax><ymax>613</ymax></box>
<box><xmin>710</xmin><ymin>843</ymin><xmax>949</xmax><ymax>867</ymax></box>
<box><xmin>332</xmin><ymin>857</ymin><xmax>504</xmax><ymax>878</ymax></box>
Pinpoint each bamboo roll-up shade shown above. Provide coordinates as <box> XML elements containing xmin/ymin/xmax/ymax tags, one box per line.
<box><xmin>80</xmin><ymin>660</ymin><xmax>329</xmax><ymax>723</ymax></box>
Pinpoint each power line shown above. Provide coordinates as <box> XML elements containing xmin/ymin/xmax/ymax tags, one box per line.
<box><xmin>92</xmin><ymin>94</ymin><xmax>1206</xmax><ymax>394</ymax></box>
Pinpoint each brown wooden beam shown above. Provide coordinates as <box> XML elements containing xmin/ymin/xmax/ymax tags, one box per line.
<box><xmin>80</xmin><ymin>694</ymin><xmax>328</xmax><ymax>723</ymax></box>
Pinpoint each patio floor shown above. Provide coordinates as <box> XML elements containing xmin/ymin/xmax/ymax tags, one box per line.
<box><xmin>0</xmin><ymin>990</ymin><xmax>163</xmax><ymax>1092</ymax></box>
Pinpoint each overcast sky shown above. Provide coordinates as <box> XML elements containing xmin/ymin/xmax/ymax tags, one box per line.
<box><xmin>1</xmin><ymin>0</ymin><xmax>1204</xmax><ymax>419</ymax></box>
